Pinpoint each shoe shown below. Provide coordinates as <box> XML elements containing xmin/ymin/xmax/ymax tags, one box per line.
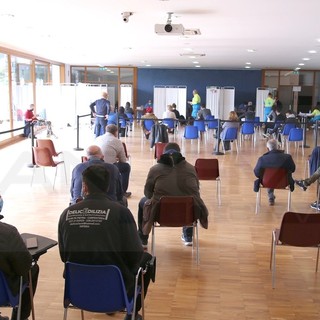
<box><xmin>295</xmin><ymin>179</ymin><xmax>308</xmax><ymax>191</ymax></box>
<box><xmin>141</xmin><ymin>238</ymin><xmax>148</xmax><ymax>250</ymax></box>
<box><xmin>124</xmin><ymin>192</ymin><xmax>132</xmax><ymax>198</ymax></box>
<box><xmin>181</xmin><ymin>234</ymin><xmax>193</xmax><ymax>246</ymax></box>
<box><xmin>262</xmin><ymin>133</ymin><xmax>270</xmax><ymax>138</ymax></box>
<box><xmin>310</xmin><ymin>201</ymin><xmax>320</xmax><ymax>210</ymax></box>
<box><xmin>124</xmin><ymin>313</ymin><xmax>142</xmax><ymax>320</ymax></box>
<box><xmin>269</xmin><ymin>198</ymin><xmax>275</xmax><ymax>206</ymax></box>
<box><xmin>0</xmin><ymin>315</ymin><xmax>9</xmax><ymax>320</ymax></box>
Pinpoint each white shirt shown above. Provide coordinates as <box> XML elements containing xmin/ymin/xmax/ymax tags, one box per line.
<box><xmin>162</xmin><ymin>111</ymin><xmax>176</xmax><ymax>119</ymax></box>
<box><xmin>95</xmin><ymin>132</ymin><xmax>126</xmax><ymax>164</ymax></box>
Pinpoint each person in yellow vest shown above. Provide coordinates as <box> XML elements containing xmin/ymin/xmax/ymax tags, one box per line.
<box><xmin>188</xmin><ymin>89</ymin><xmax>201</xmax><ymax>119</ymax></box>
<box><xmin>264</xmin><ymin>93</ymin><xmax>275</xmax><ymax>122</ymax></box>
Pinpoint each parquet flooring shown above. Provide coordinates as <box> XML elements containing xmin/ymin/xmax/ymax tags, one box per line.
<box><xmin>1</xmin><ymin>122</ymin><xmax>320</xmax><ymax>320</ymax></box>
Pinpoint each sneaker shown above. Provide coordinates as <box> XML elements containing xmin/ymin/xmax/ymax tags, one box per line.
<box><xmin>141</xmin><ymin>238</ymin><xmax>148</xmax><ymax>250</ymax></box>
<box><xmin>310</xmin><ymin>201</ymin><xmax>320</xmax><ymax>210</ymax></box>
<box><xmin>181</xmin><ymin>234</ymin><xmax>193</xmax><ymax>246</ymax></box>
<box><xmin>295</xmin><ymin>179</ymin><xmax>308</xmax><ymax>191</ymax></box>
<box><xmin>269</xmin><ymin>198</ymin><xmax>275</xmax><ymax>206</ymax></box>
<box><xmin>124</xmin><ymin>192</ymin><xmax>132</xmax><ymax>198</ymax></box>
<box><xmin>262</xmin><ymin>133</ymin><xmax>270</xmax><ymax>138</ymax></box>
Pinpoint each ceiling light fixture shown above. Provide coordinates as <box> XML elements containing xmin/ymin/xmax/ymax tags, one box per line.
<box><xmin>247</xmin><ymin>49</ymin><xmax>256</xmax><ymax>53</ymax></box>
<box><xmin>308</xmin><ymin>50</ymin><xmax>317</xmax><ymax>54</ymax></box>
<box><xmin>298</xmin><ymin>63</ymin><xmax>305</xmax><ymax>66</ymax></box>
<box><xmin>180</xmin><ymin>53</ymin><xmax>205</xmax><ymax>57</ymax></box>
<box><xmin>245</xmin><ymin>62</ymin><xmax>251</xmax><ymax>65</ymax></box>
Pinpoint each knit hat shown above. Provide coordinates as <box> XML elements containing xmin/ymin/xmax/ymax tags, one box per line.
<box><xmin>146</xmin><ymin>107</ymin><xmax>153</xmax><ymax>113</ymax></box>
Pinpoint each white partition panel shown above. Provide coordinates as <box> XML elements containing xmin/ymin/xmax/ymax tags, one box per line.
<box><xmin>206</xmin><ymin>86</ymin><xmax>221</xmax><ymax>118</ymax></box>
<box><xmin>222</xmin><ymin>87</ymin><xmax>235</xmax><ymax>120</ymax></box>
<box><xmin>154</xmin><ymin>86</ymin><xmax>187</xmax><ymax>119</ymax></box>
<box><xmin>256</xmin><ymin>87</ymin><xmax>276</xmax><ymax>121</ymax></box>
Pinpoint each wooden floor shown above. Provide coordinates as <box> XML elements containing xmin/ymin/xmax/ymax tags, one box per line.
<box><xmin>1</xmin><ymin>121</ymin><xmax>320</xmax><ymax>320</ymax></box>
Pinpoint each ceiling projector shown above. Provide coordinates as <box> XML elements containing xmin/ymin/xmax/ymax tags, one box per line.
<box><xmin>155</xmin><ymin>24</ymin><xmax>184</xmax><ymax>35</ymax></box>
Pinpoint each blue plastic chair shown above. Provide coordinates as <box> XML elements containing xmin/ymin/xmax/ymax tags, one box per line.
<box><xmin>221</xmin><ymin>127</ymin><xmax>238</xmax><ymax>154</ymax></box>
<box><xmin>193</xmin><ymin>120</ymin><xmax>206</xmax><ymax>141</ymax></box>
<box><xmin>63</xmin><ymin>262</ymin><xmax>144</xmax><ymax>320</ymax></box>
<box><xmin>162</xmin><ymin>118</ymin><xmax>176</xmax><ymax>136</ymax></box>
<box><xmin>183</xmin><ymin>125</ymin><xmax>200</xmax><ymax>153</ymax></box>
<box><xmin>279</xmin><ymin>123</ymin><xmax>296</xmax><ymax>148</ymax></box>
<box><xmin>286</xmin><ymin>127</ymin><xmax>304</xmax><ymax>155</ymax></box>
<box><xmin>0</xmin><ymin>271</ymin><xmax>28</xmax><ymax>320</ymax></box>
<box><xmin>125</xmin><ymin>113</ymin><xmax>134</xmax><ymax>131</ymax></box>
<box><xmin>107</xmin><ymin>113</ymin><xmax>118</xmax><ymax>125</ymax></box>
<box><xmin>240</xmin><ymin>122</ymin><xmax>255</xmax><ymax>146</ymax></box>
<box><xmin>142</xmin><ymin>119</ymin><xmax>154</xmax><ymax>132</ymax></box>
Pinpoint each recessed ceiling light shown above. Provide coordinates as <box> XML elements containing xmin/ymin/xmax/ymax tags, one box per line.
<box><xmin>183</xmin><ymin>48</ymin><xmax>193</xmax><ymax>52</ymax></box>
<box><xmin>193</xmin><ymin>61</ymin><xmax>199</xmax><ymax>64</ymax></box>
<box><xmin>302</xmin><ymin>58</ymin><xmax>310</xmax><ymax>61</ymax></box>
<box><xmin>195</xmin><ymin>65</ymin><xmax>201</xmax><ymax>68</ymax></box>
<box><xmin>245</xmin><ymin>66</ymin><xmax>251</xmax><ymax>69</ymax></box>
<box><xmin>298</xmin><ymin>63</ymin><xmax>305</xmax><ymax>66</ymax></box>
<box><xmin>308</xmin><ymin>50</ymin><xmax>317</xmax><ymax>54</ymax></box>
<box><xmin>295</xmin><ymin>67</ymin><xmax>301</xmax><ymax>70</ymax></box>
<box><xmin>245</xmin><ymin>62</ymin><xmax>251</xmax><ymax>65</ymax></box>
<box><xmin>145</xmin><ymin>64</ymin><xmax>151</xmax><ymax>67</ymax></box>
<box><xmin>247</xmin><ymin>49</ymin><xmax>256</xmax><ymax>53</ymax></box>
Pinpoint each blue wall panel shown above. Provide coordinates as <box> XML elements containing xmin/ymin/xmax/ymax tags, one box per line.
<box><xmin>137</xmin><ymin>68</ymin><xmax>262</xmax><ymax>107</ymax></box>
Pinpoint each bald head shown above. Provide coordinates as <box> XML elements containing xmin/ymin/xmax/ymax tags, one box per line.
<box><xmin>86</xmin><ymin>145</ymin><xmax>103</xmax><ymax>159</ymax></box>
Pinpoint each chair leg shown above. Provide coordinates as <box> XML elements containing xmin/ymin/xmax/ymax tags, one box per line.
<box><xmin>316</xmin><ymin>247</ymin><xmax>320</xmax><ymax>272</ymax></box>
<box><xmin>193</xmin><ymin>222</ymin><xmax>199</xmax><ymax>265</ymax></box>
<box><xmin>151</xmin><ymin>224</ymin><xmax>155</xmax><ymax>256</ymax></box>
<box><xmin>255</xmin><ymin>190</ymin><xmax>261</xmax><ymax>214</ymax></box>
<box><xmin>63</xmin><ymin>308</ymin><xmax>68</xmax><ymax>320</ymax></box>
<box><xmin>53</xmin><ymin>167</ymin><xmax>58</xmax><ymax>190</ymax></box>
<box><xmin>287</xmin><ymin>190</ymin><xmax>291</xmax><ymax>211</ymax></box>
<box><xmin>271</xmin><ymin>236</ymin><xmax>276</xmax><ymax>289</ymax></box>
<box><xmin>217</xmin><ymin>179</ymin><xmax>221</xmax><ymax>205</ymax></box>
<box><xmin>81</xmin><ymin>309</ymin><xmax>84</xmax><ymax>320</ymax></box>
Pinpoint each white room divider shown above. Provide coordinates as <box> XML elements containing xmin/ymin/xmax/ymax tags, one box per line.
<box><xmin>153</xmin><ymin>86</ymin><xmax>187</xmax><ymax>119</ymax></box>
<box><xmin>206</xmin><ymin>86</ymin><xmax>235</xmax><ymax>120</ymax></box>
<box><xmin>256</xmin><ymin>87</ymin><xmax>276</xmax><ymax>121</ymax></box>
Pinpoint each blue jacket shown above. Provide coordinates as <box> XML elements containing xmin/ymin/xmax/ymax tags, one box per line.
<box><xmin>89</xmin><ymin>98</ymin><xmax>110</xmax><ymax>116</ymax></box>
<box><xmin>70</xmin><ymin>157</ymin><xmax>123</xmax><ymax>204</ymax></box>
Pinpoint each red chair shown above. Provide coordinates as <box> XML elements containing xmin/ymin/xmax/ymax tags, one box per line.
<box><xmin>31</xmin><ymin>147</ymin><xmax>67</xmax><ymax>190</ymax></box>
<box><xmin>255</xmin><ymin>167</ymin><xmax>292</xmax><ymax>214</ymax></box>
<box><xmin>151</xmin><ymin>196</ymin><xmax>199</xmax><ymax>264</ymax></box>
<box><xmin>194</xmin><ymin>158</ymin><xmax>221</xmax><ymax>205</ymax></box>
<box><xmin>36</xmin><ymin>138</ymin><xmax>62</xmax><ymax>157</ymax></box>
<box><xmin>122</xmin><ymin>142</ymin><xmax>131</xmax><ymax>164</ymax></box>
<box><xmin>270</xmin><ymin>211</ymin><xmax>320</xmax><ymax>288</ymax></box>
<box><xmin>153</xmin><ymin>142</ymin><xmax>168</xmax><ymax>163</ymax></box>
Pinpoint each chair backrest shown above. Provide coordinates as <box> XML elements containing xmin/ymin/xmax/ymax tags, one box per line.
<box><xmin>194</xmin><ymin>158</ymin><xmax>219</xmax><ymax>180</ymax></box>
<box><xmin>261</xmin><ymin>167</ymin><xmax>289</xmax><ymax>189</ymax></box>
<box><xmin>36</xmin><ymin>139</ymin><xmax>59</xmax><ymax>156</ymax></box>
<box><xmin>241</xmin><ymin>122</ymin><xmax>255</xmax><ymax>135</ymax></box>
<box><xmin>64</xmin><ymin>262</ymin><xmax>132</xmax><ymax>313</ymax></box>
<box><xmin>279</xmin><ymin>212</ymin><xmax>320</xmax><ymax>247</ymax></box>
<box><xmin>155</xmin><ymin>196</ymin><xmax>195</xmax><ymax>227</ymax></box>
<box><xmin>143</xmin><ymin>119</ymin><xmax>155</xmax><ymax>131</ymax></box>
<box><xmin>207</xmin><ymin>118</ymin><xmax>218</xmax><ymax>129</ymax></box>
<box><xmin>288</xmin><ymin>127</ymin><xmax>303</xmax><ymax>141</ymax></box>
<box><xmin>282</xmin><ymin>123</ymin><xmax>296</xmax><ymax>136</ymax></box>
<box><xmin>193</xmin><ymin>120</ymin><xmax>206</xmax><ymax>132</ymax></box>
<box><xmin>184</xmin><ymin>125</ymin><xmax>199</xmax><ymax>139</ymax></box>
<box><xmin>223</xmin><ymin>127</ymin><xmax>238</xmax><ymax>140</ymax></box>
<box><xmin>33</xmin><ymin>147</ymin><xmax>56</xmax><ymax>167</ymax></box>
<box><xmin>0</xmin><ymin>270</ymin><xmax>19</xmax><ymax>308</ymax></box>
<box><xmin>108</xmin><ymin>113</ymin><xmax>118</xmax><ymax>125</ymax></box>
<box><xmin>125</xmin><ymin>113</ymin><xmax>134</xmax><ymax>122</ymax></box>
<box><xmin>154</xmin><ymin>142</ymin><xmax>168</xmax><ymax>160</ymax></box>
<box><xmin>162</xmin><ymin>118</ymin><xmax>175</xmax><ymax>129</ymax></box>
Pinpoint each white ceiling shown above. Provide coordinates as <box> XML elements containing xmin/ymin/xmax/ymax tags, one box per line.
<box><xmin>1</xmin><ymin>0</ymin><xmax>320</xmax><ymax>70</ymax></box>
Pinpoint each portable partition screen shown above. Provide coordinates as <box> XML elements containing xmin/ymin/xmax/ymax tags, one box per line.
<box><xmin>256</xmin><ymin>87</ymin><xmax>276</xmax><ymax>122</ymax></box>
<box><xmin>206</xmin><ymin>86</ymin><xmax>235</xmax><ymax>120</ymax></box>
<box><xmin>153</xmin><ymin>86</ymin><xmax>187</xmax><ymax>119</ymax></box>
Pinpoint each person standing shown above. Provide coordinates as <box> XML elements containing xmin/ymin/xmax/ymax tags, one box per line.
<box><xmin>137</xmin><ymin>142</ymin><xmax>209</xmax><ymax>248</ymax></box>
<box><xmin>253</xmin><ymin>139</ymin><xmax>295</xmax><ymax>206</ymax></box>
<box><xmin>188</xmin><ymin>89</ymin><xmax>201</xmax><ymax>119</ymax></box>
<box><xmin>58</xmin><ymin>165</ymin><xmax>153</xmax><ymax>320</ymax></box>
<box><xmin>89</xmin><ymin>92</ymin><xmax>111</xmax><ymax>137</ymax></box>
<box><xmin>95</xmin><ymin>124</ymin><xmax>132</xmax><ymax>198</ymax></box>
<box><xmin>264</xmin><ymin>93</ymin><xmax>275</xmax><ymax>122</ymax></box>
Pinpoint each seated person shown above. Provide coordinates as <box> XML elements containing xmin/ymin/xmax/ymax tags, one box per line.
<box><xmin>0</xmin><ymin>199</ymin><xmax>39</xmax><ymax>320</ymax></box>
<box><xmin>118</xmin><ymin>106</ymin><xmax>130</xmax><ymax>137</ymax></box>
<box><xmin>59</xmin><ymin>165</ymin><xmax>154</xmax><ymax>320</ymax></box>
<box><xmin>95</xmin><ymin>124</ymin><xmax>132</xmax><ymax>198</ymax></box>
<box><xmin>197</xmin><ymin>104</ymin><xmax>212</xmax><ymax>120</ymax></box>
<box><xmin>23</xmin><ymin>104</ymin><xmax>38</xmax><ymax>138</ymax></box>
<box><xmin>244</xmin><ymin>105</ymin><xmax>255</xmax><ymax>121</ymax></box>
<box><xmin>137</xmin><ymin>142</ymin><xmax>208</xmax><ymax>248</ymax></box>
<box><xmin>141</xmin><ymin>107</ymin><xmax>158</xmax><ymax>140</ymax></box>
<box><xmin>70</xmin><ymin>145</ymin><xmax>125</xmax><ymax>206</ymax></box>
<box><xmin>263</xmin><ymin>108</ymin><xmax>286</xmax><ymax>138</ymax></box>
<box><xmin>299</xmin><ymin>105</ymin><xmax>320</xmax><ymax>122</ymax></box>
